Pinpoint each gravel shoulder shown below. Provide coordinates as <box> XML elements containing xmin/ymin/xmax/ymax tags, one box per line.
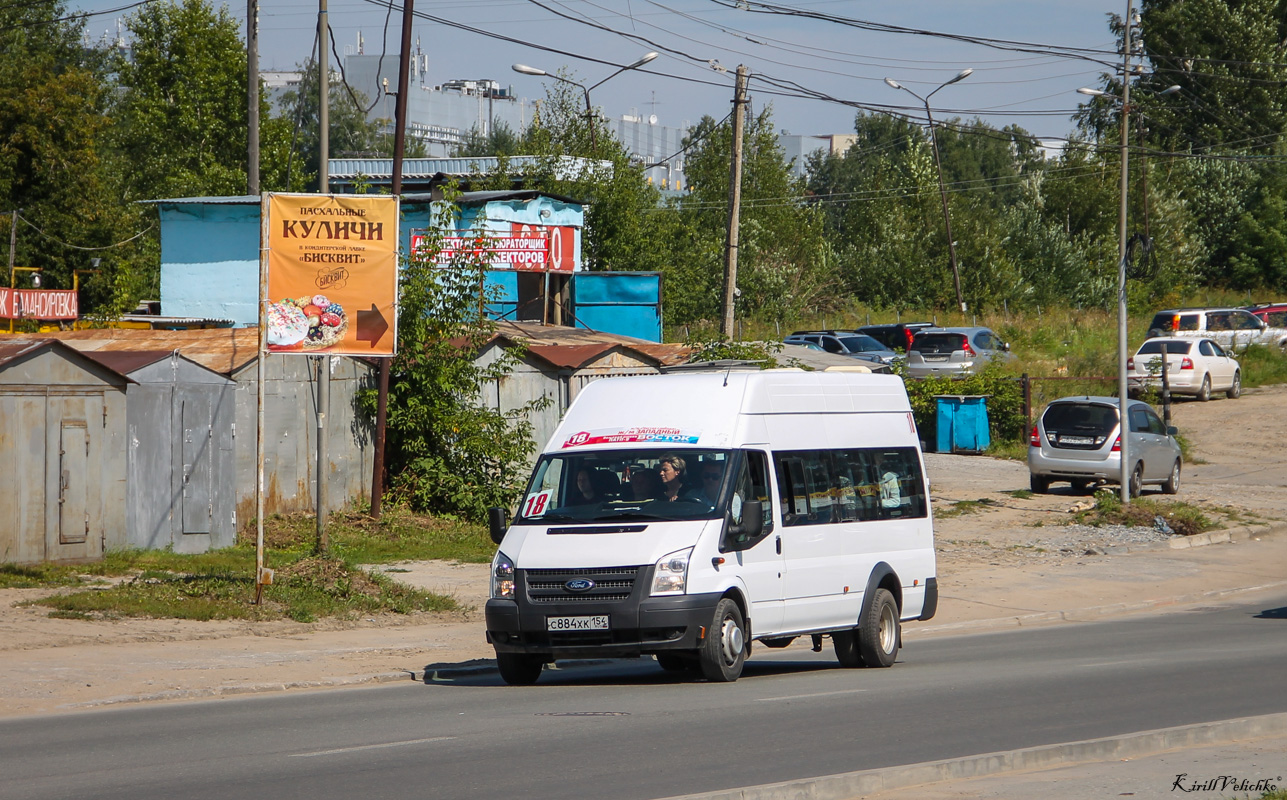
<box><xmin>1</xmin><ymin>386</ymin><xmax>1285</xmax><ymax>719</ymax></box>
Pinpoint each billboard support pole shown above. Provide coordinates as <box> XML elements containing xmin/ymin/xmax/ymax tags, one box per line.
<box><xmin>255</xmin><ymin>192</ymin><xmax>270</xmax><ymax>603</ymax></box>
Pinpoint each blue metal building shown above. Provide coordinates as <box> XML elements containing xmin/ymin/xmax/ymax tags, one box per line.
<box><xmin>153</xmin><ymin>189</ymin><xmax>661</xmax><ymax>342</ymax></box>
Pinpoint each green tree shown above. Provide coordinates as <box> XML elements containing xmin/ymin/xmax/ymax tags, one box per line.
<box><xmin>109</xmin><ymin>0</ymin><xmax>251</xmax><ymax>200</ymax></box>
<box><xmin>1140</xmin><ymin>0</ymin><xmax>1287</xmax><ymax>153</ymax></box>
<box><xmin>675</xmin><ymin>107</ymin><xmax>835</xmax><ymax>325</ymax></box>
<box><xmin>277</xmin><ymin>59</ymin><xmax>396</xmax><ymax>187</ymax></box>
<box><xmin>453</xmin><ymin>120</ymin><xmax>522</xmax><ymax>158</ymax></box>
<box><xmin>370</xmin><ymin>195</ymin><xmax>543</xmax><ymax>520</ymax></box>
<box><xmin>0</xmin><ymin>2</ymin><xmax>147</xmax><ymax>312</ymax></box>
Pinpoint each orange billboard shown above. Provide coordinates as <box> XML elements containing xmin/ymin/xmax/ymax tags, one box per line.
<box><xmin>265</xmin><ymin>193</ymin><xmax>399</xmax><ymax>356</ymax></box>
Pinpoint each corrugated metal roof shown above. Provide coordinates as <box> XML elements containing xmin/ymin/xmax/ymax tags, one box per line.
<box><xmin>524</xmin><ymin>343</ymin><xmax>660</xmax><ymax>370</ymax></box>
<box><xmin>114</xmin><ymin>315</ymin><xmax>237</xmax><ymax>328</ymax></box>
<box><xmin>328</xmin><ymin>156</ymin><xmax>611</xmax><ymax>181</ymax></box>
<box><xmin>0</xmin><ymin>339</ymin><xmax>56</xmax><ymax>367</ymax></box>
<box><xmin>0</xmin><ymin>338</ymin><xmax>137</xmax><ymax>383</ymax></box>
<box><xmin>13</xmin><ymin>328</ymin><xmax>260</xmax><ymax>375</ymax></box>
<box><xmin>78</xmin><ymin>350</ymin><xmax>173</xmax><ymax>375</ymax></box>
<box><xmin>146</xmin><ymin>195</ymin><xmax>259</xmax><ymax>205</ymax></box>
<box><xmin>489</xmin><ymin>322</ymin><xmax>690</xmax><ymax>367</ymax></box>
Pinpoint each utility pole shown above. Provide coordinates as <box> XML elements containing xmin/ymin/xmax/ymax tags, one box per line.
<box><xmin>317</xmin><ymin>0</ymin><xmax>328</xmax><ymax>193</ymax></box>
<box><xmin>721</xmin><ymin>64</ymin><xmax>748</xmax><ymax>340</ymax></box>
<box><xmin>1115</xmin><ymin>0</ymin><xmax>1135</xmax><ymax>504</ymax></box>
<box><xmin>371</xmin><ymin>0</ymin><xmax>414</xmax><ymax>519</ymax></box>
<box><xmin>7</xmin><ymin>210</ymin><xmax>17</xmax><ymax>334</ymax></box>
<box><xmin>247</xmin><ymin>0</ymin><xmax>259</xmax><ymax>195</ymax></box>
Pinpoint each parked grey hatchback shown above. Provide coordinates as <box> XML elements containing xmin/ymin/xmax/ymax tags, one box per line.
<box><xmin>1027</xmin><ymin>396</ymin><xmax>1182</xmax><ymax>496</ymax></box>
<box><xmin>905</xmin><ymin>327</ymin><xmax>1014</xmax><ymax>378</ymax></box>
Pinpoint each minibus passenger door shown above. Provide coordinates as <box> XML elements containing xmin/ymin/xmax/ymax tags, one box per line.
<box><xmin>721</xmin><ymin>451</ymin><xmax>784</xmax><ymax>636</ymax></box>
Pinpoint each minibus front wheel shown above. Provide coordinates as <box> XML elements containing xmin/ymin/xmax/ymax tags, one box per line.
<box><xmin>496</xmin><ymin>653</ymin><xmax>545</xmax><ymax>685</ymax></box>
<box><xmin>699</xmin><ymin>598</ymin><xmax>747</xmax><ymax>682</ymax></box>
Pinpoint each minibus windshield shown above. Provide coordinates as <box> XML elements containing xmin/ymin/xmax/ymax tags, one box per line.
<box><xmin>514</xmin><ymin>448</ymin><xmax>736</xmax><ymax>524</ymax></box>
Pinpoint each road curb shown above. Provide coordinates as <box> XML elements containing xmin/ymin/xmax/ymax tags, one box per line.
<box><xmin>657</xmin><ymin>712</ymin><xmax>1287</xmax><ymax>800</ymax></box>
<box><xmin>63</xmin><ymin>658</ymin><xmax>629</xmax><ymax>711</ymax></box>
<box><xmin>915</xmin><ymin>578</ymin><xmax>1287</xmax><ymax>637</ymax></box>
<box><xmin>1106</xmin><ymin>519</ymin><xmax>1287</xmax><ymax>555</ymax></box>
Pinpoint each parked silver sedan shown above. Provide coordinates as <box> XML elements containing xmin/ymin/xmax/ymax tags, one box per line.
<box><xmin>1027</xmin><ymin>396</ymin><xmax>1182</xmax><ymax>496</ymax></box>
<box><xmin>905</xmin><ymin>327</ymin><xmax>1014</xmax><ymax>378</ymax></box>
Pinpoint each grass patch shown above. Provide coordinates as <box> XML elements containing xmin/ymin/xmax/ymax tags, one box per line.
<box><xmin>14</xmin><ymin>506</ymin><xmax>492</xmax><ymax>623</ymax></box>
<box><xmin>937</xmin><ymin>498</ymin><xmax>1001</xmax><ymax>518</ymax></box>
<box><xmin>1073</xmin><ymin>489</ymin><xmax>1215</xmax><ymax>536</ymax></box>
<box><xmin>0</xmin><ymin>563</ymin><xmax>97</xmax><ymax>589</ymax></box>
<box><xmin>1239</xmin><ymin>342</ymin><xmax>1287</xmax><ymax>389</ymax></box>
<box><xmin>1007</xmin><ymin>489</ymin><xmax>1034</xmax><ymax>500</ymax></box>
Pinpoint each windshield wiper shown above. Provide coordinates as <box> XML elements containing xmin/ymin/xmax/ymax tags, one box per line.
<box><xmin>596</xmin><ymin>510</ymin><xmax>672</xmax><ymax>521</ymax></box>
<box><xmin>522</xmin><ymin>513</ymin><xmax>582</xmax><ymax>523</ymax></box>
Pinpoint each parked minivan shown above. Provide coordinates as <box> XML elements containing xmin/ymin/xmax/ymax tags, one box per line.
<box><xmin>485</xmin><ymin>371</ymin><xmax>938</xmax><ymax>684</ymax></box>
<box><xmin>1147</xmin><ymin>307</ymin><xmax>1287</xmax><ymax>352</ymax></box>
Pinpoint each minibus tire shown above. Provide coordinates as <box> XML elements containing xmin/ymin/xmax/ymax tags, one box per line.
<box><xmin>699</xmin><ymin>598</ymin><xmax>747</xmax><ymax>682</ymax></box>
<box><xmin>832</xmin><ymin>629</ymin><xmax>864</xmax><ymax>668</ymax></box>
<box><xmin>858</xmin><ymin>589</ymin><xmax>900</xmax><ymax>668</ymax></box>
<box><xmin>496</xmin><ymin>653</ymin><xmax>544</xmax><ymax>685</ymax></box>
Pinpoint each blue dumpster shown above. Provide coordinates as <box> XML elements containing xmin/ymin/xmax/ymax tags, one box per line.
<box><xmin>934</xmin><ymin>395</ymin><xmax>991</xmax><ymax>453</ymax></box>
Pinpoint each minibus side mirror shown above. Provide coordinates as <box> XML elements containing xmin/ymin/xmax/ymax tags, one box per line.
<box><xmin>487</xmin><ymin>507</ymin><xmax>508</xmax><ymax>545</ymax></box>
<box><xmin>723</xmin><ymin>500</ymin><xmax>764</xmax><ymax>552</ymax></box>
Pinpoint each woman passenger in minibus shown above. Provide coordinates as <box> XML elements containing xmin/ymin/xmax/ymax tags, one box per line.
<box><xmin>658</xmin><ymin>454</ymin><xmax>688</xmax><ymax>501</ymax></box>
<box><xmin>567</xmin><ymin>468</ymin><xmax>600</xmax><ymax>505</ymax></box>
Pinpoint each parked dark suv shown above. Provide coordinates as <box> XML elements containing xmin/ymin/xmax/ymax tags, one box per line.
<box><xmin>854</xmin><ymin>322</ymin><xmax>935</xmax><ymax>353</ymax></box>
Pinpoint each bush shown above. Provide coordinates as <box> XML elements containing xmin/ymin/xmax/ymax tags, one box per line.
<box><xmin>901</xmin><ymin>362</ymin><xmax>1028</xmax><ymax>447</ymax></box>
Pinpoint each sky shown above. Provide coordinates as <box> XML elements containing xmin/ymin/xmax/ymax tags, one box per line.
<box><xmin>69</xmin><ymin>0</ymin><xmax>1129</xmax><ymax>142</ymax></box>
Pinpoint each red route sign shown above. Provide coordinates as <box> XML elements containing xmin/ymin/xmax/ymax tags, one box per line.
<box><xmin>0</xmin><ymin>288</ymin><xmax>78</xmax><ymax>320</ymax></box>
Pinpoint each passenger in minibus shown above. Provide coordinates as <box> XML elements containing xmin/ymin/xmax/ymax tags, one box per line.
<box><xmin>658</xmin><ymin>454</ymin><xmax>690</xmax><ymax>501</ymax></box>
<box><xmin>629</xmin><ymin>467</ymin><xmax>663</xmax><ymax>500</ymax></box>
<box><xmin>699</xmin><ymin>460</ymin><xmax>724</xmax><ymax>503</ymax></box>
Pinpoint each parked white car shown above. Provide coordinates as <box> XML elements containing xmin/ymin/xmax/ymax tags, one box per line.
<box><xmin>1127</xmin><ymin>336</ymin><xmax>1240</xmax><ymax>401</ymax></box>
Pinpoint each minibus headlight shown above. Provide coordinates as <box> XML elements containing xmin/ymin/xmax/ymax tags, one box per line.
<box><xmin>650</xmin><ymin>548</ymin><xmax>692</xmax><ymax>596</ymax></box>
<box><xmin>491</xmin><ymin>551</ymin><xmax>516</xmax><ymax>600</ymax></box>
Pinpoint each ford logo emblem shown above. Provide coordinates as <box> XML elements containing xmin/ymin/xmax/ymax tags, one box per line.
<box><xmin>565</xmin><ymin>579</ymin><xmax>595</xmax><ymax>593</ymax></box>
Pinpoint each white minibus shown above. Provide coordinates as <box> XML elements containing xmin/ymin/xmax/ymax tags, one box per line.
<box><xmin>485</xmin><ymin>370</ymin><xmax>937</xmax><ymax>684</ymax></box>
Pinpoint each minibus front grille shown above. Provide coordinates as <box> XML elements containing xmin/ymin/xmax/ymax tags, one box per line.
<box><xmin>522</xmin><ymin>566</ymin><xmax>643</xmax><ymax>603</ymax></box>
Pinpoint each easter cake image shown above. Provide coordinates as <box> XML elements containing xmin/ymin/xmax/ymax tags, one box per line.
<box><xmin>266</xmin><ymin>294</ymin><xmax>348</xmax><ymax>351</ymax></box>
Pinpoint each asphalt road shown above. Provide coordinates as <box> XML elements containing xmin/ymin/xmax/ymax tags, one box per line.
<box><xmin>3</xmin><ymin>588</ymin><xmax>1285</xmax><ymax>800</ymax></box>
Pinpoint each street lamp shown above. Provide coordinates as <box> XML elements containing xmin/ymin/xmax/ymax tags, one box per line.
<box><xmin>8</xmin><ymin>266</ymin><xmax>42</xmax><ymax>332</ymax></box>
<box><xmin>885</xmin><ymin>68</ymin><xmax>973</xmax><ymax>314</ymax></box>
<box><xmin>512</xmin><ymin>52</ymin><xmax>658</xmax><ymax>150</ymax></box>
<box><xmin>1077</xmin><ymin>82</ymin><xmax>1179</xmax><ymax>502</ymax></box>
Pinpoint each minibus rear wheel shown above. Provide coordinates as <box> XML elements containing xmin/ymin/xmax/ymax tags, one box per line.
<box><xmin>699</xmin><ymin>598</ymin><xmax>747</xmax><ymax>682</ymax></box>
<box><xmin>858</xmin><ymin>589</ymin><xmax>900</xmax><ymax>668</ymax></box>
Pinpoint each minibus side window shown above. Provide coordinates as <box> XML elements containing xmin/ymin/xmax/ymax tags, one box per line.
<box><xmin>844</xmin><ymin>448</ymin><xmax>927</xmax><ymax>520</ymax></box>
<box><xmin>773</xmin><ymin>448</ymin><xmax>928</xmax><ymax>524</ymax></box>
<box><xmin>744</xmin><ymin>452</ymin><xmax>774</xmax><ymax>532</ymax></box>
<box><xmin>725</xmin><ymin>452</ymin><xmax>774</xmax><ymax>550</ymax></box>
<box><xmin>830</xmin><ymin>451</ymin><xmax>862</xmax><ymax>522</ymax></box>
<box><xmin>777</xmin><ymin>456</ymin><xmax>810</xmax><ymax>525</ymax></box>
<box><xmin>775</xmin><ymin>451</ymin><xmax>836</xmax><ymax>527</ymax></box>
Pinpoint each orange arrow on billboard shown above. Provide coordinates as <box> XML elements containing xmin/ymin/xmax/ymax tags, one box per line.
<box><xmin>357</xmin><ymin>304</ymin><xmax>389</xmax><ymax>347</ymax></box>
